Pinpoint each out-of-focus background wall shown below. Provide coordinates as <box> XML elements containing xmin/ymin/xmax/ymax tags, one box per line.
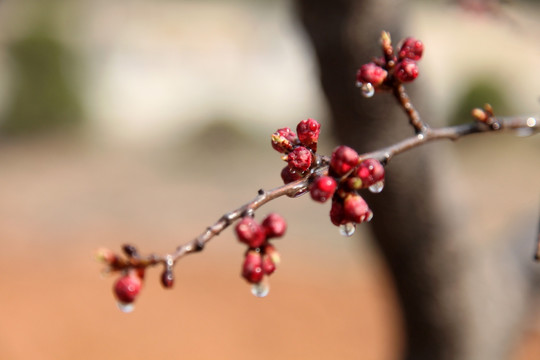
<box><xmin>0</xmin><ymin>0</ymin><xmax>538</xmax><ymax>359</ymax></box>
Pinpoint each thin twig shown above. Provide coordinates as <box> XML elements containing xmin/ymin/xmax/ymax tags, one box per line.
<box><xmin>102</xmin><ymin>114</ymin><xmax>538</xmax><ymax>273</ymax></box>
<box><xmin>392</xmin><ymin>83</ymin><xmax>429</xmax><ymax>134</ymax></box>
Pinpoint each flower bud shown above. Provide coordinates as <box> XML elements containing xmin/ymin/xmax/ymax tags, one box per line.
<box><xmin>287</xmin><ymin>146</ymin><xmax>313</xmax><ymax>172</ymax></box>
<box><xmin>271</xmin><ymin>127</ymin><xmax>297</xmax><ymax>153</ymax></box>
<box><xmin>356</xmin><ymin>158</ymin><xmax>385</xmax><ymax>188</ymax></box>
<box><xmin>296</xmin><ymin>118</ymin><xmax>321</xmax><ymax>151</ymax></box>
<box><xmin>242</xmin><ymin>250</ymin><xmax>264</xmax><ymax>284</ymax></box>
<box><xmin>262</xmin><ymin>254</ymin><xmax>276</xmax><ymax>275</ymax></box>
<box><xmin>263</xmin><ymin>243</ymin><xmax>281</xmax><ymax>266</ymax></box>
<box><xmin>399</xmin><ymin>37</ymin><xmax>424</xmax><ymax>61</ymax></box>
<box><xmin>356</xmin><ymin>62</ymin><xmax>388</xmax><ymax>87</ymax></box>
<box><xmin>113</xmin><ymin>273</ymin><xmax>142</xmax><ymax>304</ymax></box>
<box><xmin>280</xmin><ymin>165</ymin><xmax>303</xmax><ymax>184</ymax></box>
<box><xmin>343</xmin><ymin>194</ymin><xmax>372</xmax><ymax>224</ymax></box>
<box><xmin>310</xmin><ymin>175</ymin><xmax>337</xmax><ymax>203</ymax></box>
<box><xmin>235</xmin><ymin>217</ymin><xmax>266</xmax><ymax>248</ymax></box>
<box><xmin>330</xmin><ymin>145</ymin><xmax>359</xmax><ymax>176</ymax></box>
<box><xmin>330</xmin><ymin>199</ymin><xmax>347</xmax><ymax>226</ymax></box>
<box><xmin>262</xmin><ymin>213</ymin><xmax>287</xmax><ymax>239</ymax></box>
<box><xmin>394</xmin><ymin>59</ymin><xmax>419</xmax><ymax>83</ymax></box>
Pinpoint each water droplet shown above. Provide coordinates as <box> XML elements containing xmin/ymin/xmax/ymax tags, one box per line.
<box><xmin>417</xmin><ymin>133</ymin><xmax>425</xmax><ymax>140</ymax></box>
<box><xmin>355</xmin><ymin>81</ymin><xmax>363</xmax><ymax>88</ymax></box>
<box><xmin>117</xmin><ymin>302</ymin><xmax>135</xmax><ymax>313</ymax></box>
<box><xmin>339</xmin><ymin>222</ymin><xmax>356</xmax><ymax>237</ymax></box>
<box><xmin>251</xmin><ymin>281</ymin><xmax>270</xmax><ymax>298</ymax></box>
<box><xmin>369</xmin><ymin>181</ymin><xmax>385</xmax><ymax>193</ymax></box>
<box><xmin>361</xmin><ymin>83</ymin><xmax>375</xmax><ymax>98</ymax></box>
<box><xmin>527</xmin><ymin>117</ymin><xmax>536</xmax><ymax>127</ymax></box>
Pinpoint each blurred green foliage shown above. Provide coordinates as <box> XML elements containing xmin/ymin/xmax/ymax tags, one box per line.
<box><xmin>1</xmin><ymin>20</ymin><xmax>83</xmax><ymax>136</ymax></box>
<box><xmin>448</xmin><ymin>77</ymin><xmax>512</xmax><ymax>126</ymax></box>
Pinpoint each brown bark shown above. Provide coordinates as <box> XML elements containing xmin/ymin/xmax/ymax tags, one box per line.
<box><xmin>294</xmin><ymin>1</ymin><xmax>538</xmax><ymax>359</ymax></box>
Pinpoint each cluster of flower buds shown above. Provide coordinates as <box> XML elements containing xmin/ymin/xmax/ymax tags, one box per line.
<box><xmin>235</xmin><ymin>213</ymin><xmax>286</xmax><ymax>297</ymax></box>
<box><xmin>272</xmin><ymin>118</ymin><xmax>321</xmax><ymax>185</ymax></box>
<box><xmin>309</xmin><ymin>146</ymin><xmax>385</xmax><ymax>236</ymax></box>
<box><xmin>271</xmin><ymin>118</ymin><xmax>386</xmax><ymax>236</ymax></box>
<box><xmin>356</xmin><ymin>34</ymin><xmax>424</xmax><ymax>97</ymax></box>
<box><xmin>96</xmin><ymin>244</ymin><xmax>176</xmax><ymax>312</ymax></box>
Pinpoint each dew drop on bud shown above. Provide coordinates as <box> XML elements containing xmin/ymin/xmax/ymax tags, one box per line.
<box><xmin>251</xmin><ymin>281</ymin><xmax>270</xmax><ymax>298</ymax></box>
<box><xmin>361</xmin><ymin>83</ymin><xmax>375</xmax><ymax>98</ymax></box>
<box><xmin>116</xmin><ymin>302</ymin><xmax>135</xmax><ymax>313</ymax></box>
<box><xmin>339</xmin><ymin>222</ymin><xmax>356</xmax><ymax>237</ymax></box>
<box><xmin>368</xmin><ymin>180</ymin><xmax>385</xmax><ymax>193</ymax></box>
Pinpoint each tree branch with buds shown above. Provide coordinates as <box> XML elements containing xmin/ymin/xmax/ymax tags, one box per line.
<box><xmin>96</xmin><ymin>30</ymin><xmax>539</xmax><ymax>312</ymax></box>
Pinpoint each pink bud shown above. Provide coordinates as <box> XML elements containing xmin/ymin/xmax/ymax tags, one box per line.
<box><xmin>242</xmin><ymin>250</ymin><xmax>264</xmax><ymax>284</ymax></box>
<box><xmin>330</xmin><ymin>145</ymin><xmax>359</xmax><ymax>176</ymax></box>
<box><xmin>114</xmin><ymin>273</ymin><xmax>142</xmax><ymax>304</ymax></box>
<box><xmin>271</xmin><ymin>127</ymin><xmax>297</xmax><ymax>153</ymax></box>
<box><xmin>356</xmin><ymin>158</ymin><xmax>385</xmax><ymax>188</ymax></box>
<box><xmin>356</xmin><ymin>62</ymin><xmax>388</xmax><ymax>86</ymax></box>
<box><xmin>394</xmin><ymin>59</ymin><xmax>419</xmax><ymax>83</ymax></box>
<box><xmin>296</xmin><ymin>118</ymin><xmax>321</xmax><ymax>151</ymax></box>
<box><xmin>287</xmin><ymin>146</ymin><xmax>313</xmax><ymax>172</ymax></box>
<box><xmin>399</xmin><ymin>37</ymin><xmax>424</xmax><ymax>61</ymax></box>
<box><xmin>343</xmin><ymin>194</ymin><xmax>372</xmax><ymax>224</ymax></box>
<box><xmin>235</xmin><ymin>217</ymin><xmax>266</xmax><ymax>248</ymax></box>
<box><xmin>262</xmin><ymin>213</ymin><xmax>287</xmax><ymax>239</ymax></box>
<box><xmin>310</xmin><ymin>175</ymin><xmax>337</xmax><ymax>203</ymax></box>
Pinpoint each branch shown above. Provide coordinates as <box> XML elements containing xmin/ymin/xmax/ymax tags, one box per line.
<box><xmin>99</xmin><ymin>114</ymin><xmax>538</xmax><ymax>271</ymax></box>
<box><xmin>98</xmin><ymin>30</ymin><xmax>539</xmax><ymax>311</ymax></box>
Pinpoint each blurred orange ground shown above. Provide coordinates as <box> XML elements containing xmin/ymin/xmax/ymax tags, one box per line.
<box><xmin>0</xmin><ymin>133</ymin><xmax>538</xmax><ymax>360</ymax></box>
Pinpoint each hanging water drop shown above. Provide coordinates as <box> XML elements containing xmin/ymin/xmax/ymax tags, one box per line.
<box><xmin>339</xmin><ymin>222</ymin><xmax>356</xmax><ymax>237</ymax></box>
<box><xmin>251</xmin><ymin>281</ymin><xmax>270</xmax><ymax>298</ymax></box>
<box><xmin>361</xmin><ymin>83</ymin><xmax>375</xmax><ymax>98</ymax></box>
<box><xmin>117</xmin><ymin>302</ymin><xmax>135</xmax><ymax>313</ymax></box>
<box><xmin>369</xmin><ymin>180</ymin><xmax>385</xmax><ymax>193</ymax></box>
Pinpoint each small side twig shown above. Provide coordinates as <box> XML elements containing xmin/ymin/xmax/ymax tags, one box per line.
<box><xmin>392</xmin><ymin>83</ymin><xmax>429</xmax><ymax>134</ymax></box>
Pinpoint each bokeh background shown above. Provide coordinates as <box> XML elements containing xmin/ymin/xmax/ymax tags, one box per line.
<box><xmin>0</xmin><ymin>0</ymin><xmax>539</xmax><ymax>359</ymax></box>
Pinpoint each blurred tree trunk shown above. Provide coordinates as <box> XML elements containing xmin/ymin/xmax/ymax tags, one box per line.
<box><xmin>295</xmin><ymin>1</ymin><xmax>538</xmax><ymax>359</ymax></box>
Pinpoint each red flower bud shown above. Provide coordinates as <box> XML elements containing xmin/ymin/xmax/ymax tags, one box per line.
<box><xmin>356</xmin><ymin>62</ymin><xmax>388</xmax><ymax>86</ymax></box>
<box><xmin>394</xmin><ymin>59</ymin><xmax>419</xmax><ymax>83</ymax></box>
<box><xmin>296</xmin><ymin>118</ymin><xmax>321</xmax><ymax>151</ymax></box>
<box><xmin>287</xmin><ymin>146</ymin><xmax>313</xmax><ymax>172</ymax></box>
<box><xmin>161</xmin><ymin>269</ymin><xmax>174</xmax><ymax>289</ymax></box>
<box><xmin>113</xmin><ymin>273</ymin><xmax>142</xmax><ymax>304</ymax></box>
<box><xmin>330</xmin><ymin>200</ymin><xmax>347</xmax><ymax>226</ymax></box>
<box><xmin>235</xmin><ymin>217</ymin><xmax>266</xmax><ymax>248</ymax></box>
<box><xmin>262</xmin><ymin>254</ymin><xmax>276</xmax><ymax>275</ymax></box>
<box><xmin>356</xmin><ymin>158</ymin><xmax>385</xmax><ymax>188</ymax></box>
<box><xmin>280</xmin><ymin>165</ymin><xmax>303</xmax><ymax>184</ymax></box>
<box><xmin>242</xmin><ymin>250</ymin><xmax>264</xmax><ymax>284</ymax></box>
<box><xmin>262</xmin><ymin>213</ymin><xmax>287</xmax><ymax>239</ymax></box>
<box><xmin>263</xmin><ymin>243</ymin><xmax>281</xmax><ymax>266</ymax></box>
<box><xmin>330</xmin><ymin>145</ymin><xmax>359</xmax><ymax>176</ymax></box>
<box><xmin>310</xmin><ymin>175</ymin><xmax>337</xmax><ymax>203</ymax></box>
<box><xmin>399</xmin><ymin>37</ymin><xmax>424</xmax><ymax>61</ymax></box>
<box><xmin>271</xmin><ymin>127</ymin><xmax>297</xmax><ymax>153</ymax></box>
<box><xmin>343</xmin><ymin>194</ymin><xmax>372</xmax><ymax>224</ymax></box>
